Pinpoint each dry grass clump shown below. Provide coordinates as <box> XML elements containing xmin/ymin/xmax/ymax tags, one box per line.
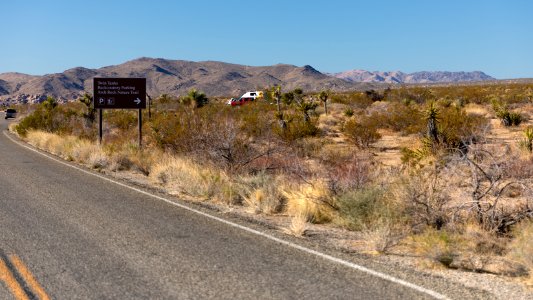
<box><xmin>25</xmin><ymin>130</ymin><xmax>89</xmax><ymax>160</ymax></box>
<box><xmin>87</xmin><ymin>149</ymin><xmax>109</xmax><ymax>169</ymax></box>
<box><xmin>235</xmin><ymin>173</ymin><xmax>284</xmax><ymax>214</ymax></box>
<box><xmin>150</xmin><ymin>155</ymin><xmax>230</xmax><ymax>201</ymax></box>
<box><xmin>70</xmin><ymin>141</ymin><xmax>102</xmax><ymax>163</ymax></box>
<box><xmin>283</xmin><ymin>212</ymin><xmax>308</xmax><ymax>237</ymax></box>
<box><xmin>281</xmin><ymin>180</ymin><xmax>336</xmax><ymax>223</ymax></box>
<box><xmin>406</xmin><ymin>228</ymin><xmax>464</xmax><ymax>267</ymax></box>
<box><xmin>360</xmin><ymin>221</ymin><xmax>405</xmax><ymax>255</ymax></box>
<box><xmin>404</xmin><ymin>222</ymin><xmax>513</xmax><ymax>270</ymax></box>
<box><xmin>110</xmin><ymin>142</ymin><xmax>158</xmax><ymax>175</ymax></box>
<box><xmin>507</xmin><ymin>220</ymin><xmax>533</xmax><ymax>284</ymax></box>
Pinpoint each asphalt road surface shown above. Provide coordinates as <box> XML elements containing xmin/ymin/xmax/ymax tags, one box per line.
<box><xmin>0</xmin><ymin>115</ymin><xmax>485</xmax><ymax>299</ymax></box>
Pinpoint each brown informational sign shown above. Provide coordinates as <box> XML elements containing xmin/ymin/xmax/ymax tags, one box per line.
<box><xmin>93</xmin><ymin>78</ymin><xmax>146</xmax><ymax>109</ymax></box>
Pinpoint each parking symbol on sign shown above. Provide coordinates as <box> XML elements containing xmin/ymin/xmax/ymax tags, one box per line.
<box><xmin>98</xmin><ymin>98</ymin><xmax>105</xmax><ymax>105</ymax></box>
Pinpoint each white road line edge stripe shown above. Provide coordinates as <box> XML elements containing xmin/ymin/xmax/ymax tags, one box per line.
<box><xmin>4</xmin><ymin>130</ymin><xmax>450</xmax><ymax>300</ymax></box>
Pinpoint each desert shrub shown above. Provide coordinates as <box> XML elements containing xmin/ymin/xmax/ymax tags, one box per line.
<box><xmin>15</xmin><ymin>99</ymin><xmax>83</xmax><ymax>137</ymax></box>
<box><xmin>438</xmin><ymin>106</ymin><xmax>488</xmax><ymax>149</ymax></box>
<box><xmin>365</xmin><ymin>89</ymin><xmax>385</xmax><ymax>101</ymax></box>
<box><xmin>149</xmin><ymin>110</ymin><xmax>195</xmax><ymax>152</ymax></box>
<box><xmin>343</xmin><ymin>117</ymin><xmax>381</xmax><ymax>148</ymax></box>
<box><xmin>337</xmin><ymin>187</ymin><xmax>394</xmax><ymax>231</ymax></box>
<box><xmin>400</xmin><ymin>146</ymin><xmax>429</xmax><ymax>168</ymax></box>
<box><xmin>387</xmin><ymin>87</ymin><xmax>435</xmax><ymax>104</ymax></box>
<box><xmin>497</xmin><ymin>110</ymin><xmax>523</xmax><ymax>127</ymax></box>
<box><xmin>290</xmin><ymin>138</ymin><xmax>328</xmax><ymax>159</ymax></box>
<box><xmin>509</xmin><ymin>112</ymin><xmax>524</xmax><ymax>126</ymax></box>
<box><xmin>402</xmin><ymin>105</ymin><xmax>488</xmax><ymax>162</ymax></box>
<box><xmin>395</xmin><ymin>166</ymin><xmax>451</xmax><ymax>231</ymax></box>
<box><xmin>407</xmin><ymin>228</ymin><xmax>463</xmax><ymax>266</ymax></box>
<box><xmin>236</xmin><ymin>101</ymin><xmax>275</xmax><ymax>139</ymax></box>
<box><xmin>502</xmin><ymin>156</ymin><xmax>533</xmax><ymax>179</ymax></box>
<box><xmin>149</xmin><ymin>106</ymin><xmax>263</xmax><ymax>173</ymax></box>
<box><xmin>154</xmin><ymin>94</ymin><xmax>180</xmax><ymax>111</ymax></box>
<box><xmin>368</xmin><ymin>102</ymin><xmax>425</xmax><ymax>134</ymax></box>
<box><xmin>330</xmin><ymin>92</ymin><xmax>373</xmax><ymax>109</ymax></box>
<box><xmin>273</xmin><ymin>112</ymin><xmax>319</xmax><ymax>142</ymax></box>
<box><xmin>324</xmin><ymin>153</ymin><xmax>371</xmax><ymax>194</ymax></box>
<box><xmin>492</xmin><ymin>98</ymin><xmax>523</xmax><ymax>126</ymax></box>
<box><xmin>105</xmin><ymin>110</ymin><xmax>138</xmax><ymax>131</ymax></box>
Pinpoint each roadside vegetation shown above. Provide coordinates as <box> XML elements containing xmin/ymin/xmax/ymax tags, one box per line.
<box><xmin>11</xmin><ymin>82</ymin><xmax>533</xmax><ymax>283</ymax></box>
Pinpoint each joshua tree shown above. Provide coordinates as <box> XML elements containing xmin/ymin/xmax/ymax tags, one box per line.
<box><xmin>292</xmin><ymin>88</ymin><xmax>317</xmax><ymax>123</ymax></box>
<box><xmin>79</xmin><ymin>93</ymin><xmax>96</xmax><ymax>124</ymax></box>
<box><xmin>272</xmin><ymin>85</ymin><xmax>282</xmax><ymax>113</ymax></box>
<box><xmin>318</xmin><ymin>90</ymin><xmax>330</xmax><ymax>115</ymax></box>
<box><xmin>426</xmin><ymin>102</ymin><xmax>439</xmax><ymax>145</ymax></box>
<box><xmin>271</xmin><ymin>85</ymin><xmax>287</xmax><ymax>129</ymax></box>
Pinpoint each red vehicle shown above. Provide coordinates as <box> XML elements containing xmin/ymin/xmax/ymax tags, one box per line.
<box><xmin>226</xmin><ymin>91</ymin><xmax>262</xmax><ymax>106</ymax></box>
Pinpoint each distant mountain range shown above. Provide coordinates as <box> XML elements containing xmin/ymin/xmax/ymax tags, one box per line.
<box><xmin>329</xmin><ymin>70</ymin><xmax>494</xmax><ymax>84</ymax></box>
<box><xmin>0</xmin><ymin>57</ymin><xmax>496</xmax><ymax>104</ymax></box>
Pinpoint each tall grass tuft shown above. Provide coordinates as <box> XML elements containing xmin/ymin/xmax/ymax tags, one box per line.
<box><xmin>235</xmin><ymin>172</ymin><xmax>284</xmax><ymax>214</ymax></box>
<box><xmin>507</xmin><ymin>220</ymin><xmax>533</xmax><ymax>284</ymax></box>
<box><xmin>150</xmin><ymin>155</ymin><xmax>230</xmax><ymax>201</ymax></box>
<box><xmin>281</xmin><ymin>180</ymin><xmax>336</xmax><ymax>223</ymax></box>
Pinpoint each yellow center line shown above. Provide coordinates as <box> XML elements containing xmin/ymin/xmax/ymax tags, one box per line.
<box><xmin>0</xmin><ymin>257</ymin><xmax>29</xmax><ymax>300</ymax></box>
<box><xmin>9</xmin><ymin>255</ymin><xmax>50</xmax><ymax>300</ymax></box>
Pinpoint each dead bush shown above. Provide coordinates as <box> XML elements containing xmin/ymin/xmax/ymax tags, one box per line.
<box><xmin>324</xmin><ymin>153</ymin><xmax>372</xmax><ymax>194</ymax></box>
<box><xmin>395</xmin><ymin>166</ymin><xmax>451</xmax><ymax>231</ymax></box>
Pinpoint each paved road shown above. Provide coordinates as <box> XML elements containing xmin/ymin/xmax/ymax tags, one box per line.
<box><xmin>0</xmin><ymin>116</ymin><xmax>478</xmax><ymax>299</ymax></box>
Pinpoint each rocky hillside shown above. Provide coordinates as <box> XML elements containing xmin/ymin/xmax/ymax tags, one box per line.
<box><xmin>330</xmin><ymin>70</ymin><xmax>495</xmax><ymax>84</ymax></box>
<box><xmin>0</xmin><ymin>58</ymin><xmax>376</xmax><ymax>104</ymax></box>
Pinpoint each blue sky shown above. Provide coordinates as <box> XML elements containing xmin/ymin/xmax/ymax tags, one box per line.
<box><xmin>1</xmin><ymin>0</ymin><xmax>532</xmax><ymax>79</ymax></box>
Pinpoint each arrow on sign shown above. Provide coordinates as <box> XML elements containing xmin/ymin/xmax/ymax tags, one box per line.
<box><xmin>134</xmin><ymin>98</ymin><xmax>141</xmax><ymax>105</ymax></box>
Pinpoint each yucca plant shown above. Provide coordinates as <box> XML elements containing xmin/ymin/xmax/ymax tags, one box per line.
<box><xmin>519</xmin><ymin>126</ymin><xmax>533</xmax><ymax>153</ymax></box>
<box><xmin>343</xmin><ymin>107</ymin><xmax>354</xmax><ymax>117</ymax></box>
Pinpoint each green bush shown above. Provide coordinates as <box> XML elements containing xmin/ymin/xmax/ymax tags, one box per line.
<box><xmin>15</xmin><ymin>98</ymin><xmax>83</xmax><ymax>137</ymax></box>
<box><xmin>343</xmin><ymin>117</ymin><xmax>381</xmax><ymax>148</ymax></box>
<box><xmin>438</xmin><ymin>106</ymin><xmax>488</xmax><ymax>148</ymax></box>
<box><xmin>273</xmin><ymin>112</ymin><xmax>319</xmax><ymax>142</ymax></box>
<box><xmin>492</xmin><ymin>98</ymin><xmax>523</xmax><ymax>126</ymax></box>
<box><xmin>105</xmin><ymin>110</ymin><xmax>138</xmax><ymax>131</ymax></box>
<box><xmin>337</xmin><ymin>187</ymin><xmax>394</xmax><ymax>231</ymax></box>
<box><xmin>369</xmin><ymin>102</ymin><xmax>425</xmax><ymax>134</ymax></box>
<box><xmin>331</xmin><ymin>92</ymin><xmax>373</xmax><ymax>109</ymax></box>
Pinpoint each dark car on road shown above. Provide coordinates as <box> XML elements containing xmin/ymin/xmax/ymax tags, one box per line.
<box><xmin>5</xmin><ymin>108</ymin><xmax>17</xmax><ymax>119</ymax></box>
